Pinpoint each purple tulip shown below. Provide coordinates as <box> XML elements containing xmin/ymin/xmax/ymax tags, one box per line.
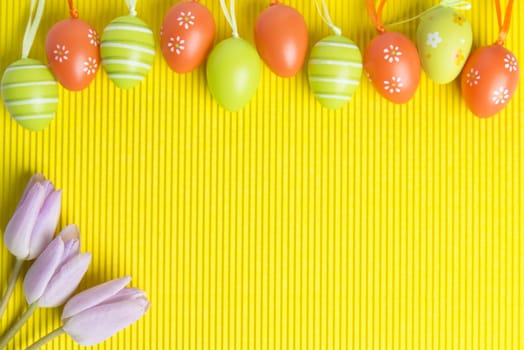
<box><xmin>23</xmin><ymin>225</ymin><xmax>91</xmax><ymax>307</ymax></box>
<box><xmin>61</xmin><ymin>277</ymin><xmax>149</xmax><ymax>346</ymax></box>
<box><xmin>3</xmin><ymin>174</ymin><xmax>62</xmax><ymax>260</ymax></box>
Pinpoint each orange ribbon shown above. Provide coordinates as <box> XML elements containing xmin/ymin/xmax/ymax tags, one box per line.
<box><xmin>68</xmin><ymin>0</ymin><xmax>79</xmax><ymax>18</ymax></box>
<box><xmin>366</xmin><ymin>0</ymin><xmax>387</xmax><ymax>33</ymax></box>
<box><xmin>495</xmin><ymin>0</ymin><xmax>514</xmax><ymax>45</ymax></box>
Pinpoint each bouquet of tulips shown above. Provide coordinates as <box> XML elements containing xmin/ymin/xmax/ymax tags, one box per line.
<box><xmin>0</xmin><ymin>175</ymin><xmax>149</xmax><ymax>349</ymax></box>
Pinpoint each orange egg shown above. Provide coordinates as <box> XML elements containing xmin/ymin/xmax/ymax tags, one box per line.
<box><xmin>46</xmin><ymin>19</ymin><xmax>100</xmax><ymax>91</ymax></box>
<box><xmin>364</xmin><ymin>32</ymin><xmax>421</xmax><ymax>104</ymax></box>
<box><xmin>161</xmin><ymin>1</ymin><xmax>215</xmax><ymax>74</ymax></box>
<box><xmin>254</xmin><ymin>3</ymin><xmax>308</xmax><ymax>77</ymax></box>
<box><xmin>461</xmin><ymin>44</ymin><xmax>519</xmax><ymax>118</ymax></box>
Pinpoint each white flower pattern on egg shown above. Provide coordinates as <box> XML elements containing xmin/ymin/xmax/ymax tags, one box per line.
<box><xmin>53</xmin><ymin>44</ymin><xmax>69</xmax><ymax>63</ymax></box>
<box><xmin>383</xmin><ymin>45</ymin><xmax>402</xmax><ymax>63</ymax></box>
<box><xmin>87</xmin><ymin>28</ymin><xmax>100</xmax><ymax>47</ymax></box>
<box><xmin>177</xmin><ymin>11</ymin><xmax>195</xmax><ymax>30</ymax></box>
<box><xmin>426</xmin><ymin>32</ymin><xmax>443</xmax><ymax>49</ymax></box>
<box><xmin>465</xmin><ymin>68</ymin><xmax>480</xmax><ymax>87</ymax></box>
<box><xmin>83</xmin><ymin>57</ymin><xmax>98</xmax><ymax>75</ymax></box>
<box><xmin>168</xmin><ymin>36</ymin><xmax>185</xmax><ymax>55</ymax></box>
<box><xmin>492</xmin><ymin>87</ymin><xmax>510</xmax><ymax>105</ymax></box>
<box><xmin>504</xmin><ymin>54</ymin><xmax>518</xmax><ymax>73</ymax></box>
<box><xmin>384</xmin><ymin>76</ymin><xmax>403</xmax><ymax>94</ymax></box>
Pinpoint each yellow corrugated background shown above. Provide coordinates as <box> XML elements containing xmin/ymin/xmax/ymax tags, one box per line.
<box><xmin>1</xmin><ymin>0</ymin><xmax>523</xmax><ymax>349</ymax></box>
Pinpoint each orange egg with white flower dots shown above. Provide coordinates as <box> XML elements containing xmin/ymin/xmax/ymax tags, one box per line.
<box><xmin>364</xmin><ymin>31</ymin><xmax>421</xmax><ymax>104</ymax></box>
<box><xmin>461</xmin><ymin>44</ymin><xmax>520</xmax><ymax>118</ymax></box>
<box><xmin>46</xmin><ymin>19</ymin><xmax>100</xmax><ymax>91</ymax></box>
<box><xmin>161</xmin><ymin>1</ymin><xmax>216</xmax><ymax>74</ymax></box>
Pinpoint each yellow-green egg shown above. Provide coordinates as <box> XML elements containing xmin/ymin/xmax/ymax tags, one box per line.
<box><xmin>1</xmin><ymin>58</ymin><xmax>59</xmax><ymax>131</ymax></box>
<box><xmin>417</xmin><ymin>7</ymin><xmax>472</xmax><ymax>84</ymax></box>
<box><xmin>101</xmin><ymin>15</ymin><xmax>155</xmax><ymax>89</ymax></box>
<box><xmin>308</xmin><ymin>35</ymin><xmax>362</xmax><ymax>109</ymax></box>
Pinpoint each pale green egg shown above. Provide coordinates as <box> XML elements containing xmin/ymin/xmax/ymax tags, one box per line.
<box><xmin>101</xmin><ymin>15</ymin><xmax>155</xmax><ymax>89</ymax></box>
<box><xmin>206</xmin><ymin>37</ymin><xmax>261</xmax><ymax>112</ymax></box>
<box><xmin>308</xmin><ymin>35</ymin><xmax>362</xmax><ymax>110</ymax></box>
<box><xmin>417</xmin><ymin>7</ymin><xmax>472</xmax><ymax>84</ymax></box>
<box><xmin>1</xmin><ymin>58</ymin><xmax>59</xmax><ymax>131</ymax></box>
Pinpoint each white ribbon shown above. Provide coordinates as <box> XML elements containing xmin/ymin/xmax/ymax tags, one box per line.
<box><xmin>440</xmin><ymin>0</ymin><xmax>472</xmax><ymax>10</ymax></box>
<box><xmin>126</xmin><ymin>0</ymin><xmax>137</xmax><ymax>16</ymax></box>
<box><xmin>21</xmin><ymin>0</ymin><xmax>46</xmax><ymax>58</ymax></box>
<box><xmin>313</xmin><ymin>0</ymin><xmax>342</xmax><ymax>36</ymax></box>
<box><xmin>219</xmin><ymin>0</ymin><xmax>239</xmax><ymax>38</ymax></box>
<box><xmin>386</xmin><ymin>0</ymin><xmax>472</xmax><ymax>27</ymax></box>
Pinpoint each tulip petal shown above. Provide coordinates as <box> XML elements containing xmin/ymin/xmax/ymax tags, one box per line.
<box><xmin>39</xmin><ymin>253</ymin><xmax>92</xmax><ymax>307</ymax></box>
<box><xmin>4</xmin><ymin>183</ymin><xmax>48</xmax><ymax>259</ymax></box>
<box><xmin>58</xmin><ymin>225</ymin><xmax>81</xmax><ymax>264</ymax></box>
<box><xmin>27</xmin><ymin>190</ymin><xmax>62</xmax><ymax>259</ymax></box>
<box><xmin>101</xmin><ymin>288</ymin><xmax>147</xmax><ymax>306</ymax></box>
<box><xmin>23</xmin><ymin>237</ymin><xmax>64</xmax><ymax>304</ymax></box>
<box><xmin>62</xmin><ymin>299</ymin><xmax>149</xmax><ymax>346</ymax></box>
<box><xmin>61</xmin><ymin>239</ymin><xmax>80</xmax><ymax>263</ymax></box>
<box><xmin>58</xmin><ymin>224</ymin><xmax>80</xmax><ymax>242</ymax></box>
<box><xmin>17</xmin><ymin>174</ymin><xmax>46</xmax><ymax>207</ymax></box>
<box><xmin>62</xmin><ymin>276</ymin><xmax>132</xmax><ymax>319</ymax></box>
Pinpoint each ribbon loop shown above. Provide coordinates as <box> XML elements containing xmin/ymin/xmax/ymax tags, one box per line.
<box><xmin>21</xmin><ymin>0</ymin><xmax>46</xmax><ymax>58</ymax></box>
<box><xmin>219</xmin><ymin>0</ymin><xmax>239</xmax><ymax>38</ymax></box>
<box><xmin>495</xmin><ymin>0</ymin><xmax>514</xmax><ymax>45</ymax></box>
<box><xmin>440</xmin><ymin>0</ymin><xmax>472</xmax><ymax>10</ymax></box>
<box><xmin>313</xmin><ymin>0</ymin><xmax>342</xmax><ymax>36</ymax></box>
<box><xmin>384</xmin><ymin>0</ymin><xmax>471</xmax><ymax>28</ymax></box>
<box><xmin>126</xmin><ymin>0</ymin><xmax>137</xmax><ymax>16</ymax></box>
<box><xmin>366</xmin><ymin>0</ymin><xmax>387</xmax><ymax>33</ymax></box>
<box><xmin>68</xmin><ymin>0</ymin><xmax>79</xmax><ymax>18</ymax></box>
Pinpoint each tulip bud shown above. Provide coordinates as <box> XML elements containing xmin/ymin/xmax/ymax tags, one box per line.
<box><xmin>3</xmin><ymin>174</ymin><xmax>62</xmax><ymax>260</ymax></box>
<box><xmin>62</xmin><ymin>277</ymin><xmax>149</xmax><ymax>346</ymax></box>
<box><xmin>23</xmin><ymin>225</ymin><xmax>91</xmax><ymax>307</ymax></box>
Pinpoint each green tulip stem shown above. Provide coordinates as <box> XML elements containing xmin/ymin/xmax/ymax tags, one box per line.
<box><xmin>0</xmin><ymin>302</ymin><xmax>39</xmax><ymax>349</ymax></box>
<box><xmin>25</xmin><ymin>328</ymin><xmax>65</xmax><ymax>350</ymax></box>
<box><xmin>0</xmin><ymin>259</ymin><xmax>24</xmax><ymax>321</ymax></box>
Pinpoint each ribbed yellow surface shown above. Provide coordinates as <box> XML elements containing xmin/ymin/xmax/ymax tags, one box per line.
<box><xmin>1</xmin><ymin>0</ymin><xmax>523</xmax><ymax>349</ymax></box>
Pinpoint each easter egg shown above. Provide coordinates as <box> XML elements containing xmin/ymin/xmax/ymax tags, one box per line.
<box><xmin>161</xmin><ymin>1</ymin><xmax>215</xmax><ymax>73</ymax></box>
<box><xmin>364</xmin><ymin>32</ymin><xmax>421</xmax><ymax>104</ymax></box>
<box><xmin>46</xmin><ymin>19</ymin><xmax>100</xmax><ymax>91</ymax></box>
<box><xmin>206</xmin><ymin>37</ymin><xmax>261</xmax><ymax>112</ymax></box>
<box><xmin>417</xmin><ymin>7</ymin><xmax>472</xmax><ymax>84</ymax></box>
<box><xmin>255</xmin><ymin>3</ymin><xmax>308</xmax><ymax>77</ymax></box>
<box><xmin>1</xmin><ymin>59</ymin><xmax>59</xmax><ymax>131</ymax></box>
<box><xmin>461</xmin><ymin>45</ymin><xmax>519</xmax><ymax>118</ymax></box>
<box><xmin>307</xmin><ymin>35</ymin><xmax>362</xmax><ymax>109</ymax></box>
<box><xmin>101</xmin><ymin>15</ymin><xmax>155</xmax><ymax>89</ymax></box>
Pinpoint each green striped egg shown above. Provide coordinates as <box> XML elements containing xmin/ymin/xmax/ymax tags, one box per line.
<box><xmin>101</xmin><ymin>15</ymin><xmax>155</xmax><ymax>89</ymax></box>
<box><xmin>308</xmin><ymin>35</ymin><xmax>362</xmax><ymax>109</ymax></box>
<box><xmin>1</xmin><ymin>59</ymin><xmax>59</xmax><ymax>131</ymax></box>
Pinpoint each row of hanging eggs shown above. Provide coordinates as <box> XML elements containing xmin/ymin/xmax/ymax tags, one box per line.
<box><xmin>130</xmin><ymin>0</ymin><xmax>521</xmax><ymax>116</ymax></box>
<box><xmin>167</xmin><ymin>1</ymin><xmax>518</xmax><ymax>118</ymax></box>
<box><xmin>325</xmin><ymin>3</ymin><xmax>519</xmax><ymax>117</ymax></box>
<box><xmin>1</xmin><ymin>2</ymin><xmax>155</xmax><ymax>131</ymax></box>
<box><xmin>2</xmin><ymin>1</ymin><xmax>520</xmax><ymax>132</ymax></box>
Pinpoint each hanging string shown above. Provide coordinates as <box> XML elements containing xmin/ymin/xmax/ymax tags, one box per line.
<box><xmin>366</xmin><ymin>0</ymin><xmax>387</xmax><ymax>33</ymax></box>
<box><xmin>126</xmin><ymin>0</ymin><xmax>137</xmax><ymax>16</ymax></box>
<box><xmin>495</xmin><ymin>0</ymin><xmax>514</xmax><ymax>45</ymax></box>
<box><xmin>21</xmin><ymin>0</ymin><xmax>46</xmax><ymax>58</ymax></box>
<box><xmin>313</xmin><ymin>0</ymin><xmax>342</xmax><ymax>36</ymax></box>
<box><xmin>385</xmin><ymin>0</ymin><xmax>471</xmax><ymax>27</ymax></box>
<box><xmin>67</xmin><ymin>0</ymin><xmax>79</xmax><ymax>18</ymax></box>
<box><xmin>218</xmin><ymin>0</ymin><xmax>239</xmax><ymax>38</ymax></box>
